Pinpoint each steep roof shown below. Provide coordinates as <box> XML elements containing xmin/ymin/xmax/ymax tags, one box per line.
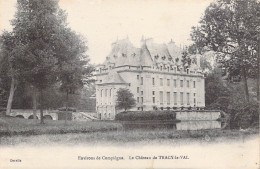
<box><xmin>101</xmin><ymin>70</ymin><xmax>128</xmax><ymax>85</ymax></box>
<box><xmin>103</xmin><ymin>38</ymin><xmax>183</xmax><ymax>68</ymax></box>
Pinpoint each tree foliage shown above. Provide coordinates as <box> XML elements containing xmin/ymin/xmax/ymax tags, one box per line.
<box><xmin>191</xmin><ymin>0</ymin><xmax>260</xmax><ymax>101</ymax></box>
<box><xmin>116</xmin><ymin>88</ymin><xmax>136</xmax><ymax>111</ymax></box>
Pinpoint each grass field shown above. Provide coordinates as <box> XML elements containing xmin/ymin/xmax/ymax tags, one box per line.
<box><xmin>0</xmin><ymin>117</ymin><xmax>258</xmax><ymax>146</ymax></box>
<box><xmin>0</xmin><ymin>117</ymin><xmax>121</xmax><ymax>136</ymax></box>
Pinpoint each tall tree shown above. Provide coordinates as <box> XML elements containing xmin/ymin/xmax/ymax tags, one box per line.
<box><xmin>191</xmin><ymin>0</ymin><xmax>260</xmax><ymax>102</ymax></box>
<box><xmin>9</xmin><ymin>0</ymin><xmax>71</xmax><ymax>123</ymax></box>
<box><xmin>0</xmin><ymin>32</ymin><xmax>19</xmax><ymax>116</ymax></box>
<box><xmin>58</xmin><ymin>31</ymin><xmax>93</xmax><ymax>124</ymax></box>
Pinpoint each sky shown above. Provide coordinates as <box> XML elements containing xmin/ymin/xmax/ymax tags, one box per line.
<box><xmin>0</xmin><ymin>0</ymin><xmax>212</xmax><ymax>64</ymax></box>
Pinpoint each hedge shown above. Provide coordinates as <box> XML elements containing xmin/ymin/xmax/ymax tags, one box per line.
<box><xmin>115</xmin><ymin>110</ymin><xmax>177</xmax><ymax>121</ymax></box>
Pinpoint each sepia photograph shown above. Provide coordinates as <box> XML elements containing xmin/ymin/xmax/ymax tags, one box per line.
<box><xmin>0</xmin><ymin>0</ymin><xmax>259</xmax><ymax>168</ymax></box>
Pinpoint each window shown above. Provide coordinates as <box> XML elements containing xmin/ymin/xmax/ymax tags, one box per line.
<box><xmin>105</xmin><ymin>89</ymin><xmax>107</xmax><ymax>97</ymax></box>
<box><xmin>174</xmin><ymin>79</ymin><xmax>177</xmax><ymax>88</ymax></box>
<box><xmin>160</xmin><ymin>66</ymin><xmax>163</xmax><ymax>71</ymax></box>
<box><xmin>137</xmin><ymin>75</ymin><xmax>139</xmax><ymax>80</ymax></box>
<box><xmin>152</xmin><ymin>78</ymin><xmax>155</xmax><ymax>85</ymax></box>
<box><xmin>167</xmin><ymin>67</ymin><xmax>169</xmax><ymax>72</ymax></box>
<box><xmin>160</xmin><ymin>91</ymin><xmax>163</xmax><ymax>105</ymax></box>
<box><xmin>100</xmin><ymin>90</ymin><xmax>103</xmax><ymax>97</ymax></box>
<box><xmin>174</xmin><ymin>67</ymin><xmax>177</xmax><ymax>73</ymax></box>
<box><xmin>152</xmin><ymin>91</ymin><xmax>155</xmax><ymax>95</ymax></box>
<box><xmin>141</xmin><ymin>97</ymin><xmax>143</xmax><ymax>103</ymax></box>
<box><xmin>141</xmin><ymin>91</ymin><xmax>143</xmax><ymax>95</ymax></box>
<box><xmin>174</xmin><ymin>92</ymin><xmax>177</xmax><ymax>105</ymax></box>
<box><xmin>110</xmin><ymin>89</ymin><xmax>112</xmax><ymax>97</ymax></box>
<box><xmin>141</xmin><ymin>77</ymin><xmax>143</xmax><ymax>85</ymax></box>
<box><xmin>167</xmin><ymin>79</ymin><xmax>170</xmax><ymax>86</ymax></box>
<box><xmin>137</xmin><ymin>87</ymin><xmax>139</xmax><ymax>93</ymax></box>
<box><xmin>194</xmin><ymin>93</ymin><xmax>196</xmax><ymax>106</ymax></box>
<box><xmin>187</xmin><ymin>68</ymin><xmax>189</xmax><ymax>74</ymax></box>
<box><xmin>137</xmin><ymin>97</ymin><xmax>139</xmax><ymax>103</ymax></box>
<box><xmin>160</xmin><ymin>78</ymin><xmax>163</xmax><ymax>86</ymax></box>
<box><xmin>180</xmin><ymin>80</ymin><xmax>183</xmax><ymax>87</ymax></box>
<box><xmin>187</xmin><ymin>80</ymin><xmax>190</xmax><ymax>88</ymax></box>
<box><xmin>187</xmin><ymin>93</ymin><xmax>190</xmax><ymax>105</ymax></box>
<box><xmin>153</xmin><ymin>97</ymin><xmax>155</xmax><ymax>103</ymax></box>
<box><xmin>180</xmin><ymin>92</ymin><xmax>184</xmax><ymax>105</ymax></box>
<box><xmin>167</xmin><ymin>92</ymin><xmax>170</xmax><ymax>105</ymax></box>
<box><xmin>193</xmin><ymin>81</ymin><xmax>196</xmax><ymax>88</ymax></box>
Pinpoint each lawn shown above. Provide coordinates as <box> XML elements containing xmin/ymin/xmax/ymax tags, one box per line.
<box><xmin>0</xmin><ymin>117</ymin><xmax>258</xmax><ymax>146</ymax></box>
<box><xmin>0</xmin><ymin>117</ymin><xmax>121</xmax><ymax>136</ymax></box>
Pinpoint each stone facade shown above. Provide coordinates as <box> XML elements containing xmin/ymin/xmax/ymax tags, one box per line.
<box><xmin>95</xmin><ymin>38</ymin><xmax>205</xmax><ymax>120</ymax></box>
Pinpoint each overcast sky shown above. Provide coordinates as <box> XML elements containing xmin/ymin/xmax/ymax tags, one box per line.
<box><xmin>0</xmin><ymin>0</ymin><xmax>212</xmax><ymax>64</ymax></box>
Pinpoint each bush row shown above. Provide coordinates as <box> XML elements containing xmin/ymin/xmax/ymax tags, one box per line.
<box><xmin>115</xmin><ymin>110</ymin><xmax>177</xmax><ymax>121</ymax></box>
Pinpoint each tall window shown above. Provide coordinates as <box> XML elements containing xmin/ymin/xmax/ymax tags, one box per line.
<box><xmin>174</xmin><ymin>79</ymin><xmax>177</xmax><ymax>88</ymax></box>
<box><xmin>160</xmin><ymin>91</ymin><xmax>163</xmax><ymax>105</ymax></box>
<box><xmin>180</xmin><ymin>92</ymin><xmax>184</xmax><ymax>105</ymax></box>
<box><xmin>110</xmin><ymin>89</ymin><xmax>112</xmax><ymax>97</ymax></box>
<box><xmin>137</xmin><ymin>75</ymin><xmax>139</xmax><ymax>80</ymax></box>
<box><xmin>153</xmin><ymin>97</ymin><xmax>155</xmax><ymax>103</ymax></box>
<box><xmin>137</xmin><ymin>97</ymin><xmax>139</xmax><ymax>103</ymax></box>
<box><xmin>187</xmin><ymin>80</ymin><xmax>190</xmax><ymax>88</ymax></box>
<box><xmin>160</xmin><ymin>66</ymin><xmax>163</xmax><ymax>71</ymax></box>
<box><xmin>187</xmin><ymin>93</ymin><xmax>190</xmax><ymax>105</ymax></box>
<box><xmin>160</xmin><ymin>78</ymin><xmax>163</xmax><ymax>86</ymax></box>
<box><xmin>174</xmin><ymin>92</ymin><xmax>177</xmax><ymax>105</ymax></box>
<box><xmin>100</xmin><ymin>89</ymin><xmax>103</xmax><ymax>97</ymax></box>
<box><xmin>141</xmin><ymin>77</ymin><xmax>143</xmax><ymax>85</ymax></box>
<box><xmin>194</xmin><ymin>93</ymin><xmax>196</xmax><ymax>106</ymax></box>
<box><xmin>152</xmin><ymin>78</ymin><xmax>155</xmax><ymax>85</ymax></box>
<box><xmin>141</xmin><ymin>91</ymin><xmax>143</xmax><ymax>95</ymax></box>
<box><xmin>167</xmin><ymin>79</ymin><xmax>170</xmax><ymax>86</ymax></box>
<box><xmin>167</xmin><ymin>92</ymin><xmax>170</xmax><ymax>105</ymax></box>
<box><xmin>152</xmin><ymin>91</ymin><xmax>155</xmax><ymax>95</ymax></box>
<box><xmin>193</xmin><ymin>81</ymin><xmax>196</xmax><ymax>88</ymax></box>
<box><xmin>105</xmin><ymin>89</ymin><xmax>107</xmax><ymax>97</ymax></box>
<box><xmin>141</xmin><ymin>97</ymin><xmax>143</xmax><ymax>103</ymax></box>
<box><xmin>137</xmin><ymin>87</ymin><xmax>139</xmax><ymax>93</ymax></box>
<box><xmin>180</xmin><ymin>80</ymin><xmax>183</xmax><ymax>87</ymax></box>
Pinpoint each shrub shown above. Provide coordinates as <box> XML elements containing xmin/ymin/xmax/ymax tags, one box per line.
<box><xmin>115</xmin><ymin>110</ymin><xmax>177</xmax><ymax>121</ymax></box>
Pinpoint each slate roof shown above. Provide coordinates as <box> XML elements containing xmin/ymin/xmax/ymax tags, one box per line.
<box><xmin>100</xmin><ymin>69</ymin><xmax>128</xmax><ymax>85</ymax></box>
<box><xmin>103</xmin><ymin>38</ymin><xmax>183</xmax><ymax>68</ymax></box>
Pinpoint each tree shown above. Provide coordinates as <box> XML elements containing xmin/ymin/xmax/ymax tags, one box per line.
<box><xmin>0</xmin><ymin>32</ymin><xmax>19</xmax><ymax>116</ymax></box>
<box><xmin>116</xmin><ymin>88</ymin><xmax>136</xmax><ymax>112</ymax></box>
<box><xmin>205</xmin><ymin>71</ymin><xmax>230</xmax><ymax>106</ymax></box>
<box><xmin>58</xmin><ymin>31</ymin><xmax>94</xmax><ymax>124</ymax></box>
<box><xmin>9</xmin><ymin>0</ymin><xmax>72</xmax><ymax>123</ymax></box>
<box><xmin>191</xmin><ymin>0</ymin><xmax>260</xmax><ymax>102</ymax></box>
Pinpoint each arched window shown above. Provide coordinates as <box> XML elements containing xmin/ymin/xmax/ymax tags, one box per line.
<box><xmin>110</xmin><ymin>88</ymin><xmax>112</xmax><ymax>97</ymax></box>
<box><xmin>100</xmin><ymin>89</ymin><xmax>103</xmax><ymax>97</ymax></box>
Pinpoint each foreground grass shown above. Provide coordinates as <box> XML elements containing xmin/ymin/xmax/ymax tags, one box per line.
<box><xmin>0</xmin><ymin>117</ymin><xmax>258</xmax><ymax>146</ymax></box>
<box><xmin>0</xmin><ymin>117</ymin><xmax>121</xmax><ymax>136</ymax></box>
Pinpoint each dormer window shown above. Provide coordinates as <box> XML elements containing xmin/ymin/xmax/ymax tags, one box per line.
<box><xmin>155</xmin><ymin>55</ymin><xmax>159</xmax><ymax>59</ymax></box>
<box><xmin>168</xmin><ymin>57</ymin><xmax>172</xmax><ymax>61</ymax></box>
<box><xmin>162</xmin><ymin>56</ymin><xmax>166</xmax><ymax>60</ymax></box>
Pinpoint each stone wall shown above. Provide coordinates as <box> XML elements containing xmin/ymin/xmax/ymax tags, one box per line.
<box><xmin>176</xmin><ymin>111</ymin><xmax>221</xmax><ymax>121</ymax></box>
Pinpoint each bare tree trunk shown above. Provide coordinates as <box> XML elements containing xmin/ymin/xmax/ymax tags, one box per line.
<box><xmin>40</xmin><ymin>89</ymin><xmax>44</xmax><ymax>124</ymax></box>
<box><xmin>65</xmin><ymin>91</ymin><xmax>69</xmax><ymax>125</ymax></box>
<box><xmin>32</xmin><ymin>86</ymin><xmax>37</xmax><ymax>124</ymax></box>
<box><xmin>6</xmin><ymin>76</ymin><xmax>17</xmax><ymax>116</ymax></box>
<box><xmin>241</xmin><ymin>66</ymin><xmax>249</xmax><ymax>102</ymax></box>
<box><xmin>257</xmin><ymin>38</ymin><xmax>260</xmax><ymax>101</ymax></box>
